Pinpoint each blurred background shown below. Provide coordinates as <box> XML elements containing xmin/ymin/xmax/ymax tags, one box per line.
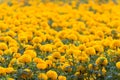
<box><xmin>0</xmin><ymin>0</ymin><xmax>120</xmax><ymax>5</ymax></box>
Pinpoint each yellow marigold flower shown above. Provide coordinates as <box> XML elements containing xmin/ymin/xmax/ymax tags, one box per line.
<box><xmin>4</xmin><ymin>49</ymin><xmax>13</xmax><ymax>55</ymax></box>
<box><xmin>13</xmin><ymin>53</ymin><xmax>21</xmax><ymax>58</ymax></box>
<box><xmin>8</xmin><ymin>41</ymin><xmax>18</xmax><ymax>48</ymax></box>
<box><xmin>0</xmin><ymin>66</ymin><xmax>6</xmax><ymax>75</ymax></box>
<box><xmin>0</xmin><ymin>36</ymin><xmax>5</xmax><ymax>42</ymax></box>
<box><xmin>71</xmin><ymin>1</ymin><xmax>77</xmax><ymax>8</ymax></box>
<box><xmin>9</xmin><ymin>47</ymin><xmax>18</xmax><ymax>53</ymax></box>
<box><xmin>33</xmin><ymin>57</ymin><xmax>44</xmax><ymax>63</ymax></box>
<box><xmin>81</xmin><ymin>36</ymin><xmax>89</xmax><ymax>43</ymax></box>
<box><xmin>34</xmin><ymin>30</ymin><xmax>43</xmax><ymax>37</ymax></box>
<box><xmin>117</xmin><ymin>49</ymin><xmax>120</xmax><ymax>56</ymax></box>
<box><xmin>18</xmin><ymin>54</ymin><xmax>32</xmax><ymax>63</ymax></box>
<box><xmin>62</xmin><ymin>45</ymin><xmax>68</xmax><ymax>50</ymax></box>
<box><xmin>4</xmin><ymin>36</ymin><xmax>13</xmax><ymax>42</ymax></box>
<box><xmin>33</xmin><ymin>43</ymin><xmax>41</xmax><ymax>49</ymax></box>
<box><xmin>52</xmin><ymin>22</ymin><xmax>58</xmax><ymax>28</ymax></box>
<box><xmin>95</xmin><ymin>57</ymin><xmax>108</xmax><ymax>66</ymax></box>
<box><xmin>78</xmin><ymin>44</ymin><xmax>86</xmax><ymax>51</ymax></box>
<box><xmin>40</xmin><ymin>22</ymin><xmax>49</xmax><ymax>29</ymax></box>
<box><xmin>41</xmin><ymin>35</ymin><xmax>46</xmax><ymax>42</ymax></box>
<box><xmin>58</xmin><ymin>47</ymin><xmax>65</xmax><ymax>53</ymax></box>
<box><xmin>45</xmin><ymin>34</ymin><xmax>54</xmax><ymax>40</ymax></box>
<box><xmin>58</xmin><ymin>75</ymin><xmax>66</xmax><ymax>80</ymax></box>
<box><xmin>5</xmin><ymin>67</ymin><xmax>15</xmax><ymax>74</ymax></box>
<box><xmin>85</xmin><ymin>47</ymin><xmax>96</xmax><ymax>55</ymax></box>
<box><xmin>7</xmin><ymin>30</ymin><xmax>16</xmax><ymax>38</ymax></box>
<box><xmin>78</xmin><ymin>55</ymin><xmax>90</xmax><ymax>62</ymax></box>
<box><xmin>0</xmin><ymin>42</ymin><xmax>8</xmax><ymax>50</ymax></box>
<box><xmin>40</xmin><ymin>44</ymin><xmax>53</xmax><ymax>52</ymax></box>
<box><xmin>0</xmin><ymin>23</ymin><xmax>8</xmax><ymax>31</ymax></box>
<box><xmin>95</xmin><ymin>31</ymin><xmax>104</xmax><ymax>39</ymax></box>
<box><xmin>37</xmin><ymin>62</ymin><xmax>47</xmax><ymax>70</ymax></box>
<box><xmin>52</xmin><ymin>52</ymin><xmax>61</xmax><ymax>59</ymax></box>
<box><xmin>93</xmin><ymin>45</ymin><xmax>104</xmax><ymax>53</ymax></box>
<box><xmin>46</xmin><ymin>60</ymin><xmax>53</xmax><ymax>68</ymax></box>
<box><xmin>57</xmin><ymin>45</ymin><xmax>68</xmax><ymax>53</ymax></box>
<box><xmin>24</xmin><ymin>50</ymin><xmax>36</xmax><ymax>58</ymax></box>
<box><xmin>26</xmin><ymin>31</ymin><xmax>33</xmax><ymax>40</ymax></box>
<box><xmin>18</xmin><ymin>33</ymin><xmax>28</xmax><ymax>43</ymax></box>
<box><xmin>116</xmin><ymin>62</ymin><xmax>120</xmax><ymax>69</ymax></box>
<box><xmin>53</xmin><ymin>38</ymin><xmax>61</xmax><ymax>43</ymax></box>
<box><xmin>67</xmin><ymin>34</ymin><xmax>77</xmax><ymax>41</ymax></box>
<box><xmin>0</xmin><ymin>50</ymin><xmax>3</xmax><ymax>55</ymax></box>
<box><xmin>55</xmin><ymin>41</ymin><xmax>63</xmax><ymax>47</ymax></box>
<box><xmin>46</xmin><ymin>70</ymin><xmax>58</xmax><ymax>80</ymax></box>
<box><xmin>60</xmin><ymin>56</ymin><xmax>66</xmax><ymax>62</ymax></box>
<box><xmin>32</xmin><ymin>37</ymin><xmax>42</xmax><ymax>44</ymax></box>
<box><xmin>47</xmin><ymin>55</ymin><xmax>54</xmax><ymax>61</ymax></box>
<box><xmin>25</xmin><ymin>45</ymin><xmax>34</xmax><ymax>50</ymax></box>
<box><xmin>62</xmin><ymin>63</ymin><xmax>72</xmax><ymax>72</ymax></box>
<box><xmin>111</xmin><ymin>40</ymin><xmax>120</xmax><ymax>49</ymax></box>
<box><xmin>74</xmin><ymin>50</ymin><xmax>81</xmax><ymax>57</ymax></box>
<box><xmin>66</xmin><ymin>49</ymin><xmax>74</xmax><ymax>55</ymax></box>
<box><xmin>38</xmin><ymin>73</ymin><xmax>48</xmax><ymax>80</ymax></box>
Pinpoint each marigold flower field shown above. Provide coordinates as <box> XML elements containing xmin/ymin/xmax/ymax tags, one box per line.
<box><xmin>1</xmin><ymin>0</ymin><xmax>120</xmax><ymax>80</ymax></box>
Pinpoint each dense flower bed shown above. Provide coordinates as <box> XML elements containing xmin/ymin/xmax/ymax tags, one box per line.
<box><xmin>0</xmin><ymin>0</ymin><xmax>120</xmax><ymax>80</ymax></box>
